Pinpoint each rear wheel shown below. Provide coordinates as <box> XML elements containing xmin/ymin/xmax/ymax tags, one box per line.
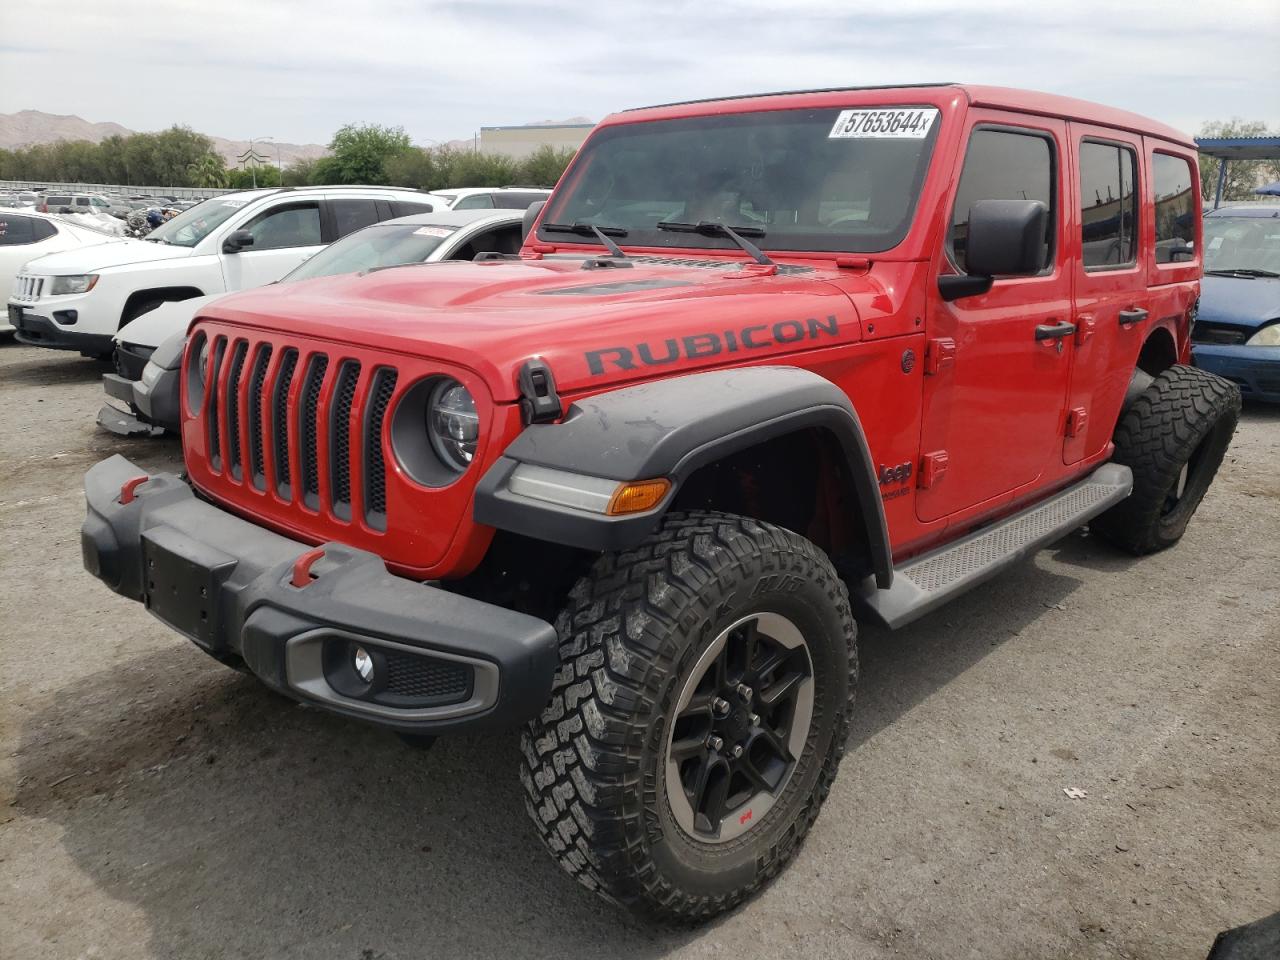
<box><xmin>520</xmin><ymin>511</ymin><xmax>856</xmax><ymax>922</ymax></box>
<box><xmin>1093</xmin><ymin>364</ymin><xmax>1240</xmax><ymax>554</ymax></box>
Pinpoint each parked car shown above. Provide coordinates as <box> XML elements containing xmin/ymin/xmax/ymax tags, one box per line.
<box><xmin>8</xmin><ymin>185</ymin><xmax>436</xmax><ymax>358</ymax></box>
<box><xmin>99</xmin><ymin>208</ymin><xmax>525</xmax><ymax>435</ymax></box>
<box><xmin>1</xmin><ymin>211</ymin><xmax>121</xmax><ymax>334</ymax></box>
<box><xmin>81</xmin><ymin>84</ymin><xmax>1239</xmax><ymax>923</ymax></box>
<box><xmin>36</xmin><ymin>192</ymin><xmax>115</xmax><ymax>216</ymax></box>
<box><xmin>429</xmin><ymin>186</ymin><xmax>551</xmax><ymax>210</ymax></box>
<box><xmin>1192</xmin><ymin>203</ymin><xmax>1280</xmax><ymax>401</ymax></box>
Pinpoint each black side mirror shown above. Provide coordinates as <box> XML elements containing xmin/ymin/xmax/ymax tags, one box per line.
<box><xmin>940</xmin><ymin>199</ymin><xmax>1047</xmax><ymax>301</ymax></box>
<box><xmin>522</xmin><ymin>200</ymin><xmax>546</xmax><ymax>243</ymax></box>
<box><xmin>222</xmin><ymin>228</ymin><xmax>255</xmax><ymax>254</ymax></box>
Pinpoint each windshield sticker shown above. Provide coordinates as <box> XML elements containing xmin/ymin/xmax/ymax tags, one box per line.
<box><xmin>829</xmin><ymin>108</ymin><xmax>938</xmax><ymax>140</ymax></box>
<box><xmin>1208</xmin><ymin>236</ymin><xmax>1224</xmax><ymax>250</ymax></box>
<box><xmin>413</xmin><ymin>226</ymin><xmax>454</xmax><ymax>238</ymax></box>
<box><xmin>221</xmin><ymin>199</ymin><xmax>248</xmax><ymax>208</ymax></box>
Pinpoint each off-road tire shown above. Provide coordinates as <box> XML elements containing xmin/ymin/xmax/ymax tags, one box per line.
<box><xmin>519</xmin><ymin>510</ymin><xmax>857</xmax><ymax>923</ymax></box>
<box><xmin>1093</xmin><ymin>364</ymin><xmax>1240</xmax><ymax>555</ymax></box>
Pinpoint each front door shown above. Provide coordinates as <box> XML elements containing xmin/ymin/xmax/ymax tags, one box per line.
<box><xmin>220</xmin><ymin>199</ymin><xmax>324</xmax><ymax>291</ymax></box>
<box><xmin>917</xmin><ymin>114</ymin><xmax>1075</xmax><ymax>523</ymax></box>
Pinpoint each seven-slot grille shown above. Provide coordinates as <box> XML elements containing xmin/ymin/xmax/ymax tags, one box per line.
<box><xmin>200</xmin><ymin>333</ymin><xmax>397</xmax><ymax>531</ymax></box>
<box><xmin>12</xmin><ymin>276</ymin><xmax>45</xmax><ymax>301</ymax></box>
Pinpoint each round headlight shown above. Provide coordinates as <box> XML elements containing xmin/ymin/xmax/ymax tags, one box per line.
<box><xmin>426</xmin><ymin>379</ymin><xmax>479</xmax><ymax>471</ymax></box>
<box><xmin>196</xmin><ymin>338</ymin><xmax>211</xmax><ymax>383</ymax></box>
<box><xmin>1246</xmin><ymin>323</ymin><xmax>1280</xmax><ymax>347</ymax></box>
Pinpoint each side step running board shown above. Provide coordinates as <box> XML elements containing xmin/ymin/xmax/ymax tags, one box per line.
<box><xmin>853</xmin><ymin>463</ymin><xmax>1133</xmax><ymax>629</ymax></box>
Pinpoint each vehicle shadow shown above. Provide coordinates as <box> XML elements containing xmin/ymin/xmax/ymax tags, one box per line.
<box><xmin>1241</xmin><ymin>399</ymin><xmax>1280</xmax><ymax>423</ymax></box>
<box><xmin>11</xmin><ymin>555</ymin><xmax>1085</xmax><ymax>958</ymax></box>
<box><xmin>0</xmin><ymin>346</ymin><xmax>112</xmax><ymax>386</ymax></box>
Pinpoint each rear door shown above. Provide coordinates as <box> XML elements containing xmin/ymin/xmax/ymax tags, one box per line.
<box><xmin>917</xmin><ymin>114</ymin><xmax>1075</xmax><ymax>523</ymax></box>
<box><xmin>1063</xmin><ymin>125</ymin><xmax>1145</xmax><ymax>464</ymax></box>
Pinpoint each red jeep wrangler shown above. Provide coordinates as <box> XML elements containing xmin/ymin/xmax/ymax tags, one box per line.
<box><xmin>83</xmin><ymin>84</ymin><xmax>1239</xmax><ymax>921</ymax></box>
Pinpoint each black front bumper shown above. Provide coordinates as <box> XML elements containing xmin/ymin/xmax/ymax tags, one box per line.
<box><xmin>10</xmin><ymin>306</ymin><xmax>113</xmax><ymax>356</ymax></box>
<box><xmin>82</xmin><ymin>455</ymin><xmax>560</xmax><ymax>734</ymax></box>
<box><xmin>99</xmin><ymin>365</ymin><xmax>180</xmax><ymax>436</ymax></box>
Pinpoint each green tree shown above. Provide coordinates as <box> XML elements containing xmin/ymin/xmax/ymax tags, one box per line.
<box><xmin>384</xmin><ymin>147</ymin><xmax>440</xmax><ymax>190</ymax></box>
<box><xmin>1198</xmin><ymin>118</ymin><xmax>1280</xmax><ymax>202</ymax></box>
<box><xmin>517</xmin><ymin>144</ymin><xmax>576</xmax><ymax>188</ymax></box>
<box><xmin>187</xmin><ymin>152</ymin><xmax>229</xmax><ymax>188</ymax></box>
<box><xmin>315</xmin><ymin>123</ymin><xmax>412</xmax><ymax>184</ymax></box>
<box><xmin>280</xmin><ymin>157</ymin><xmax>320</xmax><ymax>187</ymax></box>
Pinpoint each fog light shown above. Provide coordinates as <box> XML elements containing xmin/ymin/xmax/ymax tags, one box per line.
<box><xmin>352</xmin><ymin>646</ymin><xmax>374</xmax><ymax>683</ymax></box>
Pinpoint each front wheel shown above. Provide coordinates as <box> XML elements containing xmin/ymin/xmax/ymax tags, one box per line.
<box><xmin>520</xmin><ymin>511</ymin><xmax>856</xmax><ymax>922</ymax></box>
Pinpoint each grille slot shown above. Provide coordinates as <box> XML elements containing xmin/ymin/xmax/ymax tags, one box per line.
<box><xmin>247</xmin><ymin>345</ymin><xmax>272</xmax><ymax>490</ymax></box>
<box><xmin>207</xmin><ymin>337</ymin><xmax>226</xmax><ymax>471</ymax></box>
<box><xmin>272</xmin><ymin>349</ymin><xmax>298</xmax><ymax>497</ymax></box>
<box><xmin>363</xmin><ymin>368</ymin><xmax>398</xmax><ymax>527</ymax></box>
<box><xmin>383</xmin><ymin>650</ymin><xmax>472</xmax><ymax>704</ymax></box>
<box><xmin>300</xmin><ymin>355</ymin><xmax>329</xmax><ymax>508</ymax></box>
<box><xmin>225</xmin><ymin>341</ymin><xmax>249</xmax><ymax>480</ymax></box>
<box><xmin>329</xmin><ymin>360</ymin><xmax>361</xmax><ymax>519</ymax></box>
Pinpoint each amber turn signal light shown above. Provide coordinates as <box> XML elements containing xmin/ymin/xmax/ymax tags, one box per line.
<box><xmin>606</xmin><ymin>478</ymin><xmax>671</xmax><ymax>516</ymax></box>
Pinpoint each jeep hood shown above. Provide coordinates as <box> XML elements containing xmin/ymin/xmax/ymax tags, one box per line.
<box><xmin>1199</xmin><ymin>274</ymin><xmax>1280</xmax><ymax>330</ymax></box>
<box><xmin>199</xmin><ymin>257</ymin><xmax>865</xmax><ymax>401</ymax></box>
<box><xmin>24</xmin><ymin>237</ymin><xmax>192</xmax><ymax>274</ymax></box>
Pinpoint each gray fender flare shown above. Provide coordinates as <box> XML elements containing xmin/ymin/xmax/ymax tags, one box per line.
<box><xmin>473</xmin><ymin>366</ymin><xmax>892</xmax><ymax>587</ymax></box>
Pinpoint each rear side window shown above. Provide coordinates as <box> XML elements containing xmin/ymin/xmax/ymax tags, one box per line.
<box><xmin>950</xmin><ymin>128</ymin><xmax>1055</xmax><ymax>273</ymax></box>
<box><xmin>1079</xmin><ymin>140</ymin><xmax>1138</xmax><ymax>269</ymax></box>
<box><xmin>331</xmin><ymin>199</ymin><xmax>379</xmax><ymax>238</ymax></box>
<box><xmin>45</xmin><ymin>195</ymin><xmax>72</xmax><ymax>208</ymax></box>
<box><xmin>0</xmin><ymin>215</ymin><xmax>35</xmax><ymax>245</ymax></box>
<box><xmin>1153</xmin><ymin>153</ymin><xmax>1196</xmax><ymax>263</ymax></box>
<box><xmin>389</xmin><ymin>200</ymin><xmax>436</xmax><ymax>217</ymax></box>
<box><xmin>453</xmin><ymin>193</ymin><xmax>495</xmax><ymax>210</ymax></box>
<box><xmin>491</xmin><ymin>192</ymin><xmax>546</xmax><ymax>210</ymax></box>
<box><xmin>32</xmin><ymin>219</ymin><xmax>57</xmax><ymax>241</ymax></box>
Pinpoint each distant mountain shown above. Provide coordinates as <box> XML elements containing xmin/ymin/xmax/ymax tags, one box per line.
<box><xmin>0</xmin><ymin>109</ymin><xmax>328</xmax><ymax>168</ymax></box>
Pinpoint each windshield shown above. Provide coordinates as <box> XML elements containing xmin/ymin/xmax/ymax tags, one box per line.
<box><xmin>283</xmin><ymin>222</ymin><xmax>455</xmax><ymax>282</ymax></box>
<box><xmin>146</xmin><ymin>196</ymin><xmax>249</xmax><ymax>248</ymax></box>
<box><xmin>540</xmin><ymin>106</ymin><xmax>940</xmax><ymax>254</ymax></box>
<box><xmin>1203</xmin><ymin>215</ymin><xmax>1280</xmax><ymax>275</ymax></box>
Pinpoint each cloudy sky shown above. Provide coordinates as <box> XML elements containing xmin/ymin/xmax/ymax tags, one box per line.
<box><xmin>2</xmin><ymin>0</ymin><xmax>1277</xmax><ymax>146</ymax></box>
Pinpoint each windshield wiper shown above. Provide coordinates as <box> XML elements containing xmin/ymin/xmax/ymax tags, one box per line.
<box><xmin>541</xmin><ymin>221</ymin><xmax>630</xmax><ymax>259</ymax></box>
<box><xmin>1205</xmin><ymin>268</ymin><xmax>1280</xmax><ymax>278</ymax></box>
<box><xmin>655</xmin><ymin>220</ymin><xmax>773</xmax><ymax>265</ymax></box>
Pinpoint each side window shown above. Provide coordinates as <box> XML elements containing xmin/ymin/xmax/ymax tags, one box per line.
<box><xmin>0</xmin><ymin>215</ymin><xmax>36</xmax><ymax>245</ymax></box>
<box><xmin>1079</xmin><ymin>140</ymin><xmax>1138</xmax><ymax>269</ymax></box>
<box><xmin>388</xmin><ymin>200</ymin><xmax>436</xmax><ymax>218</ymax></box>
<box><xmin>331</xmin><ymin>199</ymin><xmax>379</xmax><ymax>238</ymax></box>
<box><xmin>31</xmin><ymin>219</ymin><xmax>57</xmax><ymax>242</ymax></box>
<box><xmin>950</xmin><ymin>128</ymin><xmax>1055</xmax><ymax>273</ymax></box>
<box><xmin>1153</xmin><ymin>153</ymin><xmax>1196</xmax><ymax>264</ymax></box>
<box><xmin>242</xmin><ymin>201</ymin><xmax>322</xmax><ymax>251</ymax></box>
<box><xmin>453</xmin><ymin>193</ymin><xmax>495</xmax><ymax>210</ymax></box>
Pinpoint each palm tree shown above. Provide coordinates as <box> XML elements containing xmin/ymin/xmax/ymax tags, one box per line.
<box><xmin>187</xmin><ymin>153</ymin><xmax>229</xmax><ymax>189</ymax></box>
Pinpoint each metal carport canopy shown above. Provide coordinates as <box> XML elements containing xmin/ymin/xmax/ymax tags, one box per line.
<box><xmin>1195</xmin><ymin>136</ymin><xmax>1280</xmax><ymax>209</ymax></box>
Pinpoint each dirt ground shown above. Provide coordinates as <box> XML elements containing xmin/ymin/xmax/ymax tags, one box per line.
<box><xmin>0</xmin><ymin>338</ymin><xmax>1276</xmax><ymax>960</ymax></box>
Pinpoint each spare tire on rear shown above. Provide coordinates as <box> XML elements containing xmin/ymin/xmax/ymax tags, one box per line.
<box><xmin>1093</xmin><ymin>364</ymin><xmax>1240</xmax><ymax>555</ymax></box>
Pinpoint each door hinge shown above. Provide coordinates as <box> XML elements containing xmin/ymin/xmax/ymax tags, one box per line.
<box><xmin>917</xmin><ymin>450</ymin><xmax>949</xmax><ymax>489</ymax></box>
<box><xmin>924</xmin><ymin>338</ymin><xmax>956</xmax><ymax>376</ymax></box>
<box><xmin>1075</xmin><ymin>314</ymin><xmax>1096</xmax><ymax>346</ymax></box>
<box><xmin>1065</xmin><ymin>406</ymin><xmax>1088</xmax><ymax>438</ymax></box>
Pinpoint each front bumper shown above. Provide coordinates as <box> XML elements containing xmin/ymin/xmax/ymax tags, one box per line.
<box><xmin>1194</xmin><ymin>345</ymin><xmax>1280</xmax><ymax>403</ymax></box>
<box><xmin>99</xmin><ymin>364</ymin><xmax>180</xmax><ymax>435</ymax></box>
<box><xmin>82</xmin><ymin>455</ymin><xmax>560</xmax><ymax>734</ymax></box>
<box><xmin>9</xmin><ymin>304</ymin><xmax>113</xmax><ymax>356</ymax></box>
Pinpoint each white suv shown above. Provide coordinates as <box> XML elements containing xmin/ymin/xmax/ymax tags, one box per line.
<box><xmin>8</xmin><ymin>185</ymin><xmax>436</xmax><ymax>358</ymax></box>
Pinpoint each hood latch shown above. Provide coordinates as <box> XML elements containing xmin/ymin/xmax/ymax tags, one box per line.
<box><xmin>518</xmin><ymin>357</ymin><xmax>563</xmax><ymax>424</ymax></box>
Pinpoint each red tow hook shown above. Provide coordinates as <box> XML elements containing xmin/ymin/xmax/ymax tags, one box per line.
<box><xmin>290</xmin><ymin>547</ymin><xmax>326</xmax><ymax>588</ymax></box>
<box><xmin>118</xmin><ymin>475</ymin><xmax>150</xmax><ymax>505</ymax></box>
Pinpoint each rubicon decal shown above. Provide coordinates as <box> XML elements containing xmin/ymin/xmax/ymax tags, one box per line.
<box><xmin>585</xmin><ymin>315</ymin><xmax>840</xmax><ymax>376</ymax></box>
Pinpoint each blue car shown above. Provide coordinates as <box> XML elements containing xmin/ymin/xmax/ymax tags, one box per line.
<box><xmin>1192</xmin><ymin>204</ymin><xmax>1280</xmax><ymax>402</ymax></box>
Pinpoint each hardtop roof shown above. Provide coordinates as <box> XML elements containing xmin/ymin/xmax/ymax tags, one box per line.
<box><xmin>615</xmin><ymin>83</ymin><xmax>1194</xmax><ymax>149</ymax></box>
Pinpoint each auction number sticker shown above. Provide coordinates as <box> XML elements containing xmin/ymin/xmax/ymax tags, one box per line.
<box><xmin>829</xmin><ymin>108</ymin><xmax>938</xmax><ymax>139</ymax></box>
<box><xmin>413</xmin><ymin>225</ymin><xmax>454</xmax><ymax>238</ymax></box>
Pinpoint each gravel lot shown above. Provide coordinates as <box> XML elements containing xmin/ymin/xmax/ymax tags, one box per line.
<box><xmin>1</xmin><ymin>338</ymin><xmax>1276</xmax><ymax>960</ymax></box>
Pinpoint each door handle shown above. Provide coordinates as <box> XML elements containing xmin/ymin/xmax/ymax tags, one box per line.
<box><xmin>1035</xmin><ymin>321</ymin><xmax>1077</xmax><ymax>341</ymax></box>
<box><xmin>1118</xmin><ymin>307</ymin><xmax>1149</xmax><ymax>327</ymax></box>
